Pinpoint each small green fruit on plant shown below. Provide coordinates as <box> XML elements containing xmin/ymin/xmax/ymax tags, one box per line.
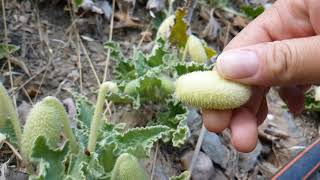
<box><xmin>185</xmin><ymin>35</ymin><xmax>208</xmax><ymax>63</ymax></box>
<box><xmin>21</xmin><ymin>96</ymin><xmax>78</xmax><ymax>159</ymax></box>
<box><xmin>0</xmin><ymin>83</ymin><xmax>22</xmax><ymax>144</ymax></box>
<box><xmin>111</xmin><ymin>153</ymin><xmax>148</xmax><ymax>180</ymax></box>
<box><xmin>21</xmin><ymin>97</ymin><xmax>65</xmax><ymax>159</ymax></box>
<box><xmin>157</xmin><ymin>15</ymin><xmax>175</xmax><ymax>40</ymax></box>
<box><xmin>175</xmin><ymin>70</ymin><xmax>251</xmax><ymax>110</ymax></box>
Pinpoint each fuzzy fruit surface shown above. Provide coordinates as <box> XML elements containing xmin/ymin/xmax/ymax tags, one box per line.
<box><xmin>156</xmin><ymin>15</ymin><xmax>175</xmax><ymax>40</ymax></box>
<box><xmin>21</xmin><ymin>97</ymin><xmax>65</xmax><ymax>159</ymax></box>
<box><xmin>0</xmin><ymin>83</ymin><xmax>18</xmax><ymax>128</ymax></box>
<box><xmin>175</xmin><ymin>70</ymin><xmax>251</xmax><ymax>110</ymax></box>
<box><xmin>111</xmin><ymin>153</ymin><xmax>147</xmax><ymax>180</ymax></box>
<box><xmin>187</xmin><ymin>35</ymin><xmax>208</xmax><ymax>63</ymax></box>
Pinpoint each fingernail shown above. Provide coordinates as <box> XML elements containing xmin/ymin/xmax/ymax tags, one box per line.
<box><xmin>217</xmin><ymin>50</ymin><xmax>259</xmax><ymax>79</ymax></box>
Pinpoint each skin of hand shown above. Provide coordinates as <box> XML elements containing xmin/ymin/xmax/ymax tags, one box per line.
<box><xmin>202</xmin><ymin>0</ymin><xmax>320</xmax><ymax>153</ymax></box>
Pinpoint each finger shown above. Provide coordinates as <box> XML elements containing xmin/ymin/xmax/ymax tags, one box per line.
<box><xmin>278</xmin><ymin>86</ymin><xmax>305</xmax><ymax>114</ymax></box>
<box><xmin>225</xmin><ymin>0</ymin><xmax>314</xmax><ymax>51</ymax></box>
<box><xmin>256</xmin><ymin>98</ymin><xmax>268</xmax><ymax>126</ymax></box>
<box><xmin>243</xmin><ymin>86</ymin><xmax>265</xmax><ymax>114</ymax></box>
<box><xmin>202</xmin><ymin>109</ymin><xmax>232</xmax><ymax>133</ymax></box>
<box><xmin>230</xmin><ymin>108</ymin><xmax>258</xmax><ymax>153</ymax></box>
<box><xmin>217</xmin><ymin>35</ymin><xmax>320</xmax><ymax>86</ymax></box>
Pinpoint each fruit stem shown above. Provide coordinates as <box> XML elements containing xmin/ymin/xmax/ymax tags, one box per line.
<box><xmin>88</xmin><ymin>82</ymin><xmax>117</xmax><ymax>152</ymax></box>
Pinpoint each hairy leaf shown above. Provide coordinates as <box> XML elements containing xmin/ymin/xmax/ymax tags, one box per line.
<box><xmin>174</xmin><ymin>62</ymin><xmax>211</xmax><ymax>76</ymax></box>
<box><xmin>147</xmin><ymin>38</ymin><xmax>168</xmax><ymax>67</ymax></box>
<box><xmin>74</xmin><ymin>94</ymin><xmax>94</xmax><ymax>148</ymax></box>
<box><xmin>30</xmin><ymin>136</ymin><xmax>70</xmax><ymax>180</ymax></box>
<box><xmin>66</xmin><ymin>152</ymin><xmax>110</xmax><ymax>180</ymax></box>
<box><xmin>98</xmin><ymin>124</ymin><xmax>170</xmax><ymax>159</ymax></box>
<box><xmin>153</xmin><ymin>99</ymin><xmax>189</xmax><ymax>147</ymax></box>
<box><xmin>105</xmin><ymin>42</ymin><xmax>136</xmax><ymax>81</ymax></box>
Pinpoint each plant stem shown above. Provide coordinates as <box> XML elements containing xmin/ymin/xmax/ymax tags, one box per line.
<box><xmin>88</xmin><ymin>82</ymin><xmax>117</xmax><ymax>152</ymax></box>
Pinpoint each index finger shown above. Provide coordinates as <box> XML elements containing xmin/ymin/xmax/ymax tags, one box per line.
<box><xmin>225</xmin><ymin>0</ymin><xmax>314</xmax><ymax>50</ymax></box>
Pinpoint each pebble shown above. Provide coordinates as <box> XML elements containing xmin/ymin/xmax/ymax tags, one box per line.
<box><xmin>201</xmin><ymin>130</ymin><xmax>230</xmax><ymax>169</ymax></box>
<box><xmin>181</xmin><ymin>151</ymin><xmax>215</xmax><ymax>180</ymax></box>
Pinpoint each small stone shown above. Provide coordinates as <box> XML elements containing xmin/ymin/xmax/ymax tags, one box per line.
<box><xmin>201</xmin><ymin>129</ymin><xmax>230</xmax><ymax>169</ymax></box>
<box><xmin>187</xmin><ymin>108</ymin><xmax>202</xmax><ymax>132</ymax></box>
<box><xmin>181</xmin><ymin>151</ymin><xmax>214</xmax><ymax>180</ymax></box>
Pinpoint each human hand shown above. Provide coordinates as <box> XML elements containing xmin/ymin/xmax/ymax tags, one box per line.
<box><xmin>202</xmin><ymin>0</ymin><xmax>320</xmax><ymax>152</ymax></box>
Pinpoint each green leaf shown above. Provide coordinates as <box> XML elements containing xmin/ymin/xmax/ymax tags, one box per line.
<box><xmin>75</xmin><ymin>94</ymin><xmax>94</xmax><ymax>129</ymax></box>
<box><xmin>98</xmin><ymin>124</ymin><xmax>170</xmax><ymax>159</ymax></box>
<box><xmin>105</xmin><ymin>42</ymin><xmax>136</xmax><ymax>81</ymax></box>
<box><xmin>0</xmin><ymin>44</ymin><xmax>19</xmax><ymax>59</ymax></box>
<box><xmin>73</xmin><ymin>0</ymin><xmax>84</xmax><ymax>7</ymax></box>
<box><xmin>153</xmin><ymin>99</ymin><xmax>189</xmax><ymax>147</ymax></box>
<box><xmin>30</xmin><ymin>136</ymin><xmax>70</xmax><ymax>180</ymax></box>
<box><xmin>169</xmin><ymin>8</ymin><xmax>189</xmax><ymax>48</ymax></box>
<box><xmin>114</xmin><ymin>125</ymin><xmax>170</xmax><ymax>158</ymax></box>
<box><xmin>74</xmin><ymin>94</ymin><xmax>94</xmax><ymax>148</ymax></box>
<box><xmin>133</xmin><ymin>50</ymin><xmax>149</xmax><ymax>76</ymax></box>
<box><xmin>152</xmin><ymin>11</ymin><xmax>167</xmax><ymax>29</ymax></box>
<box><xmin>66</xmin><ymin>152</ymin><xmax>110</xmax><ymax>180</ymax></box>
<box><xmin>147</xmin><ymin>38</ymin><xmax>168</xmax><ymax>67</ymax></box>
<box><xmin>170</xmin><ymin>171</ymin><xmax>191</xmax><ymax>180</ymax></box>
<box><xmin>242</xmin><ymin>5</ymin><xmax>264</xmax><ymax>19</ymax></box>
<box><xmin>0</xmin><ymin>119</ymin><xmax>18</xmax><ymax>146</ymax></box>
<box><xmin>305</xmin><ymin>93</ymin><xmax>320</xmax><ymax>111</ymax></box>
<box><xmin>174</xmin><ymin>62</ymin><xmax>212</xmax><ymax>76</ymax></box>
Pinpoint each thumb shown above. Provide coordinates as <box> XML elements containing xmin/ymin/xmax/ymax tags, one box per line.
<box><xmin>216</xmin><ymin>35</ymin><xmax>320</xmax><ymax>86</ymax></box>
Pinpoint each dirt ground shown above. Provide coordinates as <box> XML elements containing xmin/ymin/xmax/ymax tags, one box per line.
<box><xmin>0</xmin><ymin>0</ymin><xmax>319</xmax><ymax>179</ymax></box>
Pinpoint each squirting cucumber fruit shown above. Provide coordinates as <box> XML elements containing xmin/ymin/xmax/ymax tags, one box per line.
<box><xmin>111</xmin><ymin>153</ymin><xmax>148</xmax><ymax>180</ymax></box>
<box><xmin>186</xmin><ymin>35</ymin><xmax>208</xmax><ymax>63</ymax></box>
<box><xmin>21</xmin><ymin>97</ymin><xmax>66</xmax><ymax>159</ymax></box>
<box><xmin>175</xmin><ymin>70</ymin><xmax>251</xmax><ymax>110</ymax></box>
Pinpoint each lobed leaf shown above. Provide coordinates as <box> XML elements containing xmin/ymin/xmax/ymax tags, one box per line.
<box><xmin>29</xmin><ymin>136</ymin><xmax>70</xmax><ymax>180</ymax></box>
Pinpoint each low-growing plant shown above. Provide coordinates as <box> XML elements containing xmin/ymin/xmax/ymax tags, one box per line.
<box><xmin>0</xmin><ymin>6</ymin><xmax>224</xmax><ymax>180</ymax></box>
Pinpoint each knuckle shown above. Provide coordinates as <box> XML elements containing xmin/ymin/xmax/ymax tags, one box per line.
<box><xmin>266</xmin><ymin>41</ymin><xmax>299</xmax><ymax>83</ymax></box>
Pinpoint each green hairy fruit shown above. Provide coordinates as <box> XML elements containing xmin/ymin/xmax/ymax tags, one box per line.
<box><xmin>21</xmin><ymin>97</ymin><xmax>66</xmax><ymax>159</ymax></box>
<box><xmin>156</xmin><ymin>15</ymin><xmax>175</xmax><ymax>40</ymax></box>
<box><xmin>186</xmin><ymin>35</ymin><xmax>208</xmax><ymax>63</ymax></box>
<box><xmin>111</xmin><ymin>153</ymin><xmax>148</xmax><ymax>180</ymax></box>
<box><xmin>0</xmin><ymin>83</ymin><xmax>22</xmax><ymax>144</ymax></box>
<box><xmin>175</xmin><ymin>70</ymin><xmax>252</xmax><ymax>110</ymax></box>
